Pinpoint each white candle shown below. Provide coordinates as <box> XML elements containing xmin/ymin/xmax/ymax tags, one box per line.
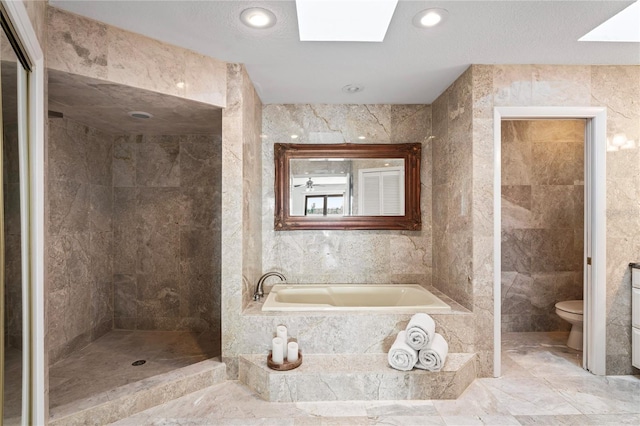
<box><xmin>287</xmin><ymin>342</ymin><xmax>299</xmax><ymax>362</ymax></box>
<box><xmin>272</xmin><ymin>337</ymin><xmax>284</xmax><ymax>365</ymax></box>
<box><xmin>276</xmin><ymin>325</ymin><xmax>288</xmax><ymax>359</ymax></box>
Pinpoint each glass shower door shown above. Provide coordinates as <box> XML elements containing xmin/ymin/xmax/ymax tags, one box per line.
<box><xmin>0</xmin><ymin>10</ymin><xmax>29</xmax><ymax>425</ymax></box>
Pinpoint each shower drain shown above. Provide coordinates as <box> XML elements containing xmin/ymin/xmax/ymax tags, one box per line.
<box><xmin>132</xmin><ymin>360</ymin><xmax>146</xmax><ymax>366</ymax></box>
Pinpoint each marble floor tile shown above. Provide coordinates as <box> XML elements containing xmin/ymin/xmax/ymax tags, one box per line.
<box><xmin>441</xmin><ymin>415</ymin><xmax>521</xmax><ymax>425</ymax></box>
<box><xmin>543</xmin><ymin>375</ymin><xmax>640</xmax><ymax>414</ymax></box>
<box><xmin>479</xmin><ymin>377</ymin><xmax>582</xmax><ymax>416</ymax></box>
<box><xmin>100</xmin><ymin>332</ymin><xmax>640</xmax><ymax>425</ymax></box>
<box><xmin>371</xmin><ymin>416</ymin><xmax>445</xmax><ymax>425</ymax></box>
<box><xmin>514</xmin><ymin>414</ymin><xmax>590</xmax><ymax>425</ymax></box>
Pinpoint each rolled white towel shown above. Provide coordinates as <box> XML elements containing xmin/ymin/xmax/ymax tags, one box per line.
<box><xmin>405</xmin><ymin>313</ymin><xmax>435</xmax><ymax>350</ymax></box>
<box><xmin>415</xmin><ymin>333</ymin><xmax>449</xmax><ymax>372</ymax></box>
<box><xmin>387</xmin><ymin>331</ymin><xmax>418</xmax><ymax>371</ymax></box>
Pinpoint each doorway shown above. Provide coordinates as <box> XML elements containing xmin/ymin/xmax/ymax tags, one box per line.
<box><xmin>493</xmin><ymin>107</ymin><xmax>607</xmax><ymax>377</ymax></box>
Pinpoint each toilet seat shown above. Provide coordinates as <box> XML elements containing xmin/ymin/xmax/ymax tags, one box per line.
<box><xmin>555</xmin><ymin>300</ymin><xmax>583</xmax><ymax>315</ymax></box>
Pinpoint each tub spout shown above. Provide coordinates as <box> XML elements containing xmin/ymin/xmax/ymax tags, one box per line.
<box><xmin>253</xmin><ymin>272</ymin><xmax>286</xmax><ymax>301</ymax></box>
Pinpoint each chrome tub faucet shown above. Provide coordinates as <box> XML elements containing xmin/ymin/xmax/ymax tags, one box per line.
<box><xmin>253</xmin><ymin>271</ymin><xmax>286</xmax><ymax>301</ymax></box>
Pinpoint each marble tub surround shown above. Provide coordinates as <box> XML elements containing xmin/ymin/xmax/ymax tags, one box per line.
<box><xmin>113</xmin><ymin>133</ymin><xmax>222</xmax><ymax>335</ymax></box>
<box><xmin>233</xmin><ymin>307</ymin><xmax>474</xmax><ymax>361</ymax></box>
<box><xmin>47</xmin><ymin>117</ymin><xmax>114</xmax><ymax>364</ymax></box>
<box><xmin>47</xmin><ymin>6</ymin><xmax>226</xmax><ymax>107</ymax></box>
<box><xmin>239</xmin><ymin>352</ymin><xmax>476</xmax><ymax>402</ymax></box>
<box><xmin>501</xmin><ymin>119</ymin><xmax>585</xmax><ymax>333</ymax></box>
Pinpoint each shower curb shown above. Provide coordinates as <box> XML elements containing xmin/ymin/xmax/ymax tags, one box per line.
<box><xmin>238</xmin><ymin>352</ymin><xmax>476</xmax><ymax>402</ymax></box>
<box><xmin>48</xmin><ymin>358</ymin><xmax>226</xmax><ymax>425</ymax></box>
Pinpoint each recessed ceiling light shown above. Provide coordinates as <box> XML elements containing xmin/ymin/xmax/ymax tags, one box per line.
<box><xmin>291</xmin><ymin>134</ymin><xmax>299</xmax><ymax>139</ymax></box>
<box><xmin>240</xmin><ymin>7</ymin><xmax>277</xmax><ymax>29</ymax></box>
<box><xmin>412</xmin><ymin>8</ymin><xmax>448</xmax><ymax>28</ymax></box>
<box><xmin>342</xmin><ymin>84</ymin><xmax>364</xmax><ymax>94</ymax></box>
<box><xmin>128</xmin><ymin>111</ymin><xmax>153</xmax><ymax>119</ymax></box>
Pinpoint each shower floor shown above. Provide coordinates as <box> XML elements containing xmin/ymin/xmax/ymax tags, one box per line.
<box><xmin>49</xmin><ymin>330</ymin><xmax>219</xmax><ymax>411</ymax></box>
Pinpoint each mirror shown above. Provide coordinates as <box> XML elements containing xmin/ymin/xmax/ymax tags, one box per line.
<box><xmin>274</xmin><ymin>143</ymin><xmax>421</xmax><ymax>230</ymax></box>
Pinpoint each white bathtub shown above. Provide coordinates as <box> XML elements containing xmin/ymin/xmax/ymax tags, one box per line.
<box><xmin>261</xmin><ymin>284</ymin><xmax>451</xmax><ymax>312</ymax></box>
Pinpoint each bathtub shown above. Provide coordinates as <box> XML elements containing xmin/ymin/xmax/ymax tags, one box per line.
<box><xmin>261</xmin><ymin>284</ymin><xmax>451</xmax><ymax>312</ymax></box>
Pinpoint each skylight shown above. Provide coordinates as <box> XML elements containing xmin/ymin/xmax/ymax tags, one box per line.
<box><xmin>579</xmin><ymin>1</ymin><xmax>640</xmax><ymax>42</ymax></box>
<box><xmin>295</xmin><ymin>0</ymin><xmax>399</xmax><ymax>42</ymax></box>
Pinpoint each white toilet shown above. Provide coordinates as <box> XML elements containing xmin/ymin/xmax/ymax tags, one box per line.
<box><xmin>555</xmin><ymin>300</ymin><xmax>583</xmax><ymax>350</ymax></box>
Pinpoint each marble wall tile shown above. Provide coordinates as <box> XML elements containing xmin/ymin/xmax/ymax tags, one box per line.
<box><xmin>431</xmin><ymin>69</ymin><xmax>475</xmax><ymax>311</ymax></box>
<box><xmin>113</xmin><ymin>136</ymin><xmax>137</xmax><ymax>187</ymax></box>
<box><xmin>47</xmin><ymin>7</ymin><xmax>226</xmax><ymax>108</ymax></box>
<box><xmin>47</xmin><ymin>7</ymin><xmax>108</xmax><ymax>80</ymax></box>
<box><xmin>113</xmin><ymin>188</ymin><xmax>138</xmax><ymax>274</ymax></box>
<box><xmin>475</xmin><ymin>65</ymin><xmax>640</xmax><ymax>373</ymax></box>
<box><xmin>47</xmin><ymin>118</ymin><xmax>115</xmax><ymax>363</ymax></box>
<box><xmin>48</xmin><ymin>179</ymin><xmax>90</xmax><ymax>235</ymax></box>
<box><xmin>184</xmin><ymin>50</ymin><xmax>227</xmax><ymax>106</ymax></box>
<box><xmin>107</xmin><ymin>27</ymin><xmax>185</xmax><ymax>99</ymax></box>
<box><xmin>531</xmin><ymin>142</ymin><xmax>584</xmax><ymax>185</ymax></box>
<box><xmin>493</xmin><ymin>65</ymin><xmax>534</xmax><ymax>106</ymax></box>
<box><xmin>261</xmin><ymin>103</ymin><xmax>432</xmax><ymax>289</ymax></box>
<box><xmin>180</xmin><ymin>136</ymin><xmax>222</xmax><ymax>187</ymax></box>
<box><xmin>113</xmin><ymin>134</ymin><xmax>221</xmax><ymax>332</ymax></box>
<box><xmin>114</xmin><ymin>274</ymin><xmax>137</xmax><ymax>319</ymax></box>
<box><xmin>532</xmin><ymin>65</ymin><xmax>592</xmax><ymax>106</ymax></box>
<box><xmin>501</xmin><ymin>120</ymin><xmax>584</xmax><ymax>333</ymax></box>
<box><xmin>136</xmin><ymin>137</ymin><xmax>180</xmax><ymax>187</ymax></box>
<box><xmin>89</xmin><ymin>185</ymin><xmax>112</xmax><ymax>233</ymax></box>
<box><xmin>48</xmin><ymin>118</ymin><xmax>89</xmax><ymax>183</ymax></box>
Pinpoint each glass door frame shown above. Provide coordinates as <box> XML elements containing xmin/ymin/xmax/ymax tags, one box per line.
<box><xmin>0</xmin><ymin>1</ymin><xmax>45</xmax><ymax>423</ymax></box>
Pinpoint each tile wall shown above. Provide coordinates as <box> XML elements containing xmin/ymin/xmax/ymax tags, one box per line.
<box><xmin>112</xmin><ymin>134</ymin><xmax>222</xmax><ymax>336</ymax></box>
<box><xmin>261</xmin><ymin>104</ymin><xmax>432</xmax><ymax>286</ymax></box>
<box><xmin>470</xmin><ymin>64</ymin><xmax>640</xmax><ymax>374</ymax></box>
<box><xmin>501</xmin><ymin>120</ymin><xmax>585</xmax><ymax>332</ymax></box>
<box><xmin>431</xmin><ymin>69</ymin><xmax>474</xmax><ymax>310</ymax></box>
<box><xmin>47</xmin><ymin>117</ymin><xmax>114</xmax><ymax>364</ymax></box>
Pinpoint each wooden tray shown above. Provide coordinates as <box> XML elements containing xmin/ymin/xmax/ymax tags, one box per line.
<box><xmin>267</xmin><ymin>350</ymin><xmax>303</xmax><ymax>371</ymax></box>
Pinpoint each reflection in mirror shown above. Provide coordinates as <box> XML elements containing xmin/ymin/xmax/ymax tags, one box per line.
<box><xmin>275</xmin><ymin>143</ymin><xmax>421</xmax><ymax>231</ymax></box>
<box><xmin>1</xmin><ymin>22</ymin><xmax>24</xmax><ymax>424</ymax></box>
<box><xmin>290</xmin><ymin>158</ymin><xmax>405</xmax><ymax>217</ymax></box>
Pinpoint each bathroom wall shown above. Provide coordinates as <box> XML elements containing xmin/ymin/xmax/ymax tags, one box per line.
<box><xmin>47</xmin><ymin>7</ymin><xmax>226</xmax><ymax>108</ymax></box>
<box><xmin>501</xmin><ymin>120</ymin><xmax>585</xmax><ymax>332</ymax></box>
<box><xmin>221</xmin><ymin>64</ymin><xmax>263</xmax><ymax>376</ymax></box>
<box><xmin>47</xmin><ymin>117</ymin><xmax>114</xmax><ymax>364</ymax></box>
<box><xmin>261</xmin><ymin>104</ymin><xmax>432</xmax><ymax>286</ymax></box>
<box><xmin>112</xmin><ymin>133</ymin><xmax>222</xmax><ymax>337</ymax></box>
<box><xmin>469</xmin><ymin>64</ymin><xmax>640</xmax><ymax>374</ymax></box>
<box><xmin>431</xmin><ymin>69</ymin><xmax>474</xmax><ymax>310</ymax></box>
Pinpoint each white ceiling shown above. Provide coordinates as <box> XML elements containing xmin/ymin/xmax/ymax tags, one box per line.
<box><xmin>49</xmin><ymin>0</ymin><xmax>640</xmax><ymax>105</ymax></box>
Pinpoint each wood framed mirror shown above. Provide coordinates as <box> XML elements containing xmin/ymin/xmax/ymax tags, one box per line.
<box><xmin>274</xmin><ymin>143</ymin><xmax>421</xmax><ymax>230</ymax></box>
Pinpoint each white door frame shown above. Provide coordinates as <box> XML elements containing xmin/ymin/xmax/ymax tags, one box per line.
<box><xmin>1</xmin><ymin>0</ymin><xmax>46</xmax><ymax>423</ymax></box>
<box><xmin>493</xmin><ymin>106</ymin><xmax>607</xmax><ymax>377</ymax></box>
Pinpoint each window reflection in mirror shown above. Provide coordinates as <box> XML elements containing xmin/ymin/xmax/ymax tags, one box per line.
<box><xmin>274</xmin><ymin>143</ymin><xmax>421</xmax><ymax>231</ymax></box>
<box><xmin>290</xmin><ymin>158</ymin><xmax>405</xmax><ymax>217</ymax></box>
